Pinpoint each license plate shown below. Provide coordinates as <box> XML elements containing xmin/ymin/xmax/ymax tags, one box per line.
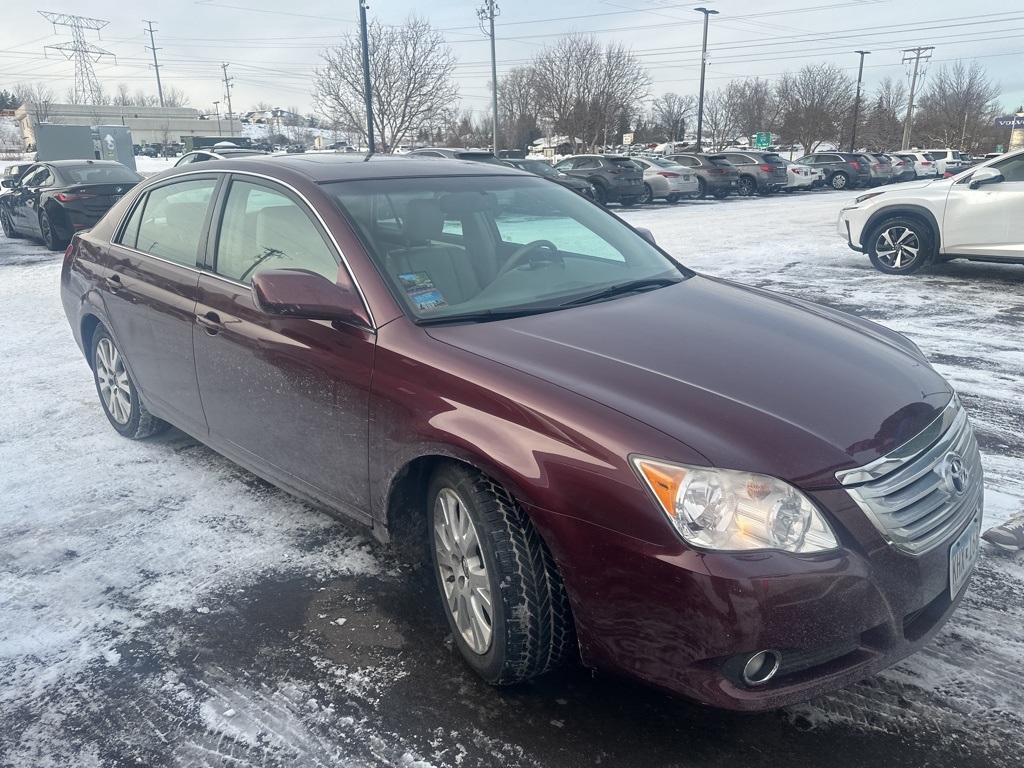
<box><xmin>730</xmin><ymin>180</ymin><xmax>737</xmax><ymax>186</ymax></box>
<box><xmin>683</xmin><ymin>175</ymin><xmax>691</xmax><ymax>181</ymax></box>
<box><xmin>949</xmin><ymin>513</ymin><xmax>981</xmax><ymax>598</ymax></box>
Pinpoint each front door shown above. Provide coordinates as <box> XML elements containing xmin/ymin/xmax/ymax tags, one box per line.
<box><xmin>193</xmin><ymin>175</ymin><xmax>375</xmax><ymax>521</ymax></box>
<box><xmin>942</xmin><ymin>154</ymin><xmax>1024</xmax><ymax>259</ymax></box>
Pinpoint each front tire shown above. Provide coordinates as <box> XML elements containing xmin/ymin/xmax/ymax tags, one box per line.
<box><xmin>712</xmin><ymin>187</ymin><xmax>731</xmax><ymax>199</ymax></box>
<box><xmin>1</xmin><ymin>207</ymin><xmax>20</xmax><ymax>238</ymax></box>
<box><xmin>866</xmin><ymin>217</ymin><xmax>934</xmax><ymax>275</ymax></box>
<box><xmin>428</xmin><ymin>463</ymin><xmax>574</xmax><ymax>685</ymax></box>
<box><xmin>91</xmin><ymin>327</ymin><xmax>169</xmax><ymax>439</ymax></box>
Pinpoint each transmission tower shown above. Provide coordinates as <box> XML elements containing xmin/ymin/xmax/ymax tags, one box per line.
<box><xmin>40</xmin><ymin>12</ymin><xmax>115</xmax><ymax>105</ymax></box>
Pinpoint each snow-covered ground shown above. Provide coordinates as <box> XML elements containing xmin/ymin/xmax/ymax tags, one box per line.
<box><xmin>2</xmin><ymin>183</ymin><xmax>1023</xmax><ymax>767</ymax></box>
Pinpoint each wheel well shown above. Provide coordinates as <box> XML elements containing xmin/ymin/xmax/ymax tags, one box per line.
<box><xmin>867</xmin><ymin>209</ymin><xmax>940</xmax><ymax>252</ymax></box>
<box><xmin>80</xmin><ymin>315</ymin><xmax>102</xmax><ymax>370</ymax></box>
<box><xmin>385</xmin><ymin>455</ymin><xmax>448</xmax><ymax>566</ymax></box>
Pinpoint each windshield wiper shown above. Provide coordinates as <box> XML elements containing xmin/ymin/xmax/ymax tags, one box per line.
<box><xmin>414</xmin><ymin>305</ymin><xmax>562</xmax><ymax>326</ymax></box>
<box><xmin>562</xmin><ymin>277</ymin><xmax>681</xmax><ymax>307</ymax></box>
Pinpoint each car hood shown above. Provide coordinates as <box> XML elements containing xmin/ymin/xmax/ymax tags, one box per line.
<box><xmin>426</xmin><ymin>276</ymin><xmax>951</xmax><ymax>488</ymax></box>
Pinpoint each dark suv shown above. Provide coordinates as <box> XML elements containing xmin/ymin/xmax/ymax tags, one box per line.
<box><xmin>666</xmin><ymin>153</ymin><xmax>740</xmax><ymax>199</ymax></box>
<box><xmin>795</xmin><ymin>152</ymin><xmax>872</xmax><ymax>190</ymax></box>
<box><xmin>717</xmin><ymin>151</ymin><xmax>788</xmax><ymax>196</ymax></box>
<box><xmin>553</xmin><ymin>154</ymin><xmax>645</xmax><ymax>206</ymax></box>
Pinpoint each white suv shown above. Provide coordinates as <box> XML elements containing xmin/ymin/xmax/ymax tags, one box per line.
<box><xmin>837</xmin><ymin>149</ymin><xmax>1024</xmax><ymax>274</ymax></box>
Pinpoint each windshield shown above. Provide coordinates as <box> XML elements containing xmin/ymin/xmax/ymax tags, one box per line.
<box><xmin>325</xmin><ymin>175</ymin><xmax>688</xmax><ymax>323</ymax></box>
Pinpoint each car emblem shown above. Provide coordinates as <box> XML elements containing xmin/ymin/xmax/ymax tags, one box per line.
<box><xmin>115</xmin><ymin>187</ymin><xmax>123</xmax><ymax>194</ymax></box>
<box><xmin>943</xmin><ymin>453</ymin><xmax>968</xmax><ymax>496</ymax></box>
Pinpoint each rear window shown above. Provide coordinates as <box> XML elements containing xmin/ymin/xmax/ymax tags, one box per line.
<box><xmin>454</xmin><ymin>153</ymin><xmax>505</xmax><ymax>165</ymax></box>
<box><xmin>62</xmin><ymin>165</ymin><xmax>143</xmax><ymax>184</ymax></box>
<box><xmin>761</xmin><ymin>154</ymin><xmax>786</xmax><ymax>166</ymax></box>
<box><xmin>608</xmin><ymin>158</ymin><xmax>642</xmax><ymax>170</ymax></box>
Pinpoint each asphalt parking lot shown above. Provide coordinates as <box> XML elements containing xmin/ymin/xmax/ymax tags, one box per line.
<box><xmin>2</xmin><ymin>188</ymin><xmax>1023</xmax><ymax>767</ymax></box>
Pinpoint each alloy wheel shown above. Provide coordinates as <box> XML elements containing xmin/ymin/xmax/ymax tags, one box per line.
<box><xmin>433</xmin><ymin>486</ymin><xmax>493</xmax><ymax>654</ymax></box>
<box><xmin>95</xmin><ymin>337</ymin><xmax>133</xmax><ymax>425</ymax></box>
<box><xmin>873</xmin><ymin>225</ymin><xmax>921</xmax><ymax>271</ymax></box>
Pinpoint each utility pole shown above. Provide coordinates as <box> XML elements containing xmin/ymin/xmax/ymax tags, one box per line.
<box><xmin>144</xmin><ymin>20</ymin><xmax>164</xmax><ymax>107</ymax></box>
<box><xmin>477</xmin><ymin>1</ymin><xmax>500</xmax><ymax>156</ymax></box>
<box><xmin>694</xmin><ymin>7</ymin><xmax>719</xmax><ymax>152</ymax></box>
<box><xmin>39</xmin><ymin>12</ymin><xmax>114</xmax><ymax>105</ymax></box>
<box><xmin>213</xmin><ymin>101</ymin><xmax>221</xmax><ymax>134</ymax></box>
<box><xmin>221</xmin><ymin>62</ymin><xmax>234</xmax><ymax>137</ymax></box>
<box><xmin>849</xmin><ymin>50</ymin><xmax>870</xmax><ymax>153</ymax></box>
<box><xmin>901</xmin><ymin>46</ymin><xmax>934</xmax><ymax>151</ymax></box>
<box><xmin>359</xmin><ymin>1</ymin><xmax>375</xmax><ymax>153</ymax></box>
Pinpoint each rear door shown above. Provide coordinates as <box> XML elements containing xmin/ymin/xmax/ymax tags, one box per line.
<box><xmin>101</xmin><ymin>174</ymin><xmax>220</xmax><ymax>435</ymax></box>
<box><xmin>192</xmin><ymin>174</ymin><xmax>375</xmax><ymax>522</ymax></box>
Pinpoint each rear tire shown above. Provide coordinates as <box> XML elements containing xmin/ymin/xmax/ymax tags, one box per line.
<box><xmin>830</xmin><ymin>172</ymin><xmax>850</xmax><ymax>190</ymax></box>
<box><xmin>428</xmin><ymin>463</ymin><xmax>575</xmax><ymax>685</ymax></box>
<box><xmin>91</xmin><ymin>327</ymin><xmax>170</xmax><ymax>439</ymax></box>
<box><xmin>40</xmin><ymin>211</ymin><xmax>67</xmax><ymax>251</ymax></box>
<box><xmin>639</xmin><ymin>183</ymin><xmax>655</xmax><ymax>205</ymax></box>
<box><xmin>693</xmin><ymin>177</ymin><xmax>708</xmax><ymax>200</ymax></box>
<box><xmin>736</xmin><ymin>176</ymin><xmax>757</xmax><ymax>197</ymax></box>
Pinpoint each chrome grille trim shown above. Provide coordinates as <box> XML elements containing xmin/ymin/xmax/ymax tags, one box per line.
<box><xmin>837</xmin><ymin>396</ymin><xmax>984</xmax><ymax>555</ymax></box>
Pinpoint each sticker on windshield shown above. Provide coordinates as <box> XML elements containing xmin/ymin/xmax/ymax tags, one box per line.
<box><xmin>399</xmin><ymin>271</ymin><xmax>448</xmax><ymax>312</ymax></box>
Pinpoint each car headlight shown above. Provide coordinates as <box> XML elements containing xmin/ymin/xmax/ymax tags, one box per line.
<box><xmin>854</xmin><ymin>191</ymin><xmax>885</xmax><ymax>204</ymax></box>
<box><xmin>632</xmin><ymin>457</ymin><xmax>839</xmax><ymax>553</ymax></box>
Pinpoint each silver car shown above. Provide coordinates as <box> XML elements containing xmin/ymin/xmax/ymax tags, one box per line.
<box><xmin>630</xmin><ymin>157</ymin><xmax>700</xmax><ymax>203</ymax></box>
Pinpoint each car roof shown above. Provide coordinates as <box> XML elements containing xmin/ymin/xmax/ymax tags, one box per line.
<box><xmin>33</xmin><ymin>159</ymin><xmax>129</xmax><ymax>168</ymax></box>
<box><xmin>158</xmin><ymin>153</ymin><xmax>525</xmax><ymax>183</ymax></box>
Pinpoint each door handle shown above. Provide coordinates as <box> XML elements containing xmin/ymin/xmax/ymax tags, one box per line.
<box><xmin>104</xmin><ymin>274</ymin><xmax>122</xmax><ymax>293</ymax></box>
<box><xmin>196</xmin><ymin>312</ymin><xmax>225</xmax><ymax>334</ymax></box>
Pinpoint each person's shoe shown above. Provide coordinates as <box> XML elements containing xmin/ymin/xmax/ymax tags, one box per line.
<box><xmin>981</xmin><ymin>514</ymin><xmax>1024</xmax><ymax>550</ymax></box>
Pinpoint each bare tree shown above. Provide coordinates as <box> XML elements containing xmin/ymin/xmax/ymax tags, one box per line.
<box><xmin>776</xmin><ymin>63</ymin><xmax>855</xmax><ymax>153</ymax></box>
<box><xmin>15</xmin><ymin>82</ymin><xmax>60</xmax><ymax>126</ymax></box>
<box><xmin>530</xmin><ymin>33</ymin><xmax>651</xmax><ymax>151</ymax></box>
<box><xmin>700</xmin><ymin>89</ymin><xmax>739</xmax><ymax>151</ymax></box>
<box><xmin>313</xmin><ymin>15</ymin><xmax>458</xmax><ymax>152</ymax></box>
<box><xmin>112</xmin><ymin>83</ymin><xmax>133</xmax><ymax>106</ymax></box>
<box><xmin>914</xmin><ymin>61</ymin><xmax>1001</xmax><ymax>151</ymax></box>
<box><xmin>858</xmin><ymin>77</ymin><xmax>906</xmax><ymax>150</ymax></box>
<box><xmin>498</xmin><ymin>66</ymin><xmax>539</xmax><ymax>152</ymax></box>
<box><xmin>650</xmin><ymin>92</ymin><xmax>696</xmax><ymax>142</ymax></box>
<box><xmin>163</xmin><ymin>86</ymin><xmax>190</xmax><ymax>108</ymax></box>
<box><xmin>726</xmin><ymin>78</ymin><xmax>782</xmax><ymax>143</ymax></box>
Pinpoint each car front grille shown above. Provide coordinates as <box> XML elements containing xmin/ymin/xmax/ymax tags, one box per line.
<box><xmin>836</xmin><ymin>395</ymin><xmax>983</xmax><ymax>555</ymax></box>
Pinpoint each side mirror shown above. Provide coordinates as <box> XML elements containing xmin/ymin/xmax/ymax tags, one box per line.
<box><xmin>0</xmin><ymin>179</ymin><xmax>16</xmax><ymax>189</ymax></box>
<box><xmin>250</xmin><ymin>269</ymin><xmax>371</xmax><ymax>327</ymax></box>
<box><xmin>969</xmin><ymin>167</ymin><xmax>1003</xmax><ymax>189</ymax></box>
<box><xmin>635</xmin><ymin>226</ymin><xmax>657</xmax><ymax>246</ymax></box>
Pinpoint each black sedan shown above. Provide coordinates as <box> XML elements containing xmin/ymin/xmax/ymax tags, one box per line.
<box><xmin>1</xmin><ymin>160</ymin><xmax>143</xmax><ymax>250</ymax></box>
<box><xmin>503</xmin><ymin>158</ymin><xmax>595</xmax><ymax>198</ymax></box>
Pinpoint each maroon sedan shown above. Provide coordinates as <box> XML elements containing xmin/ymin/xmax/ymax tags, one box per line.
<box><xmin>60</xmin><ymin>154</ymin><xmax>983</xmax><ymax>711</ymax></box>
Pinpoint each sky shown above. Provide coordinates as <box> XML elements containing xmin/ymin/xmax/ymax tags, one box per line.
<box><xmin>1</xmin><ymin>0</ymin><xmax>1023</xmax><ymax>123</ymax></box>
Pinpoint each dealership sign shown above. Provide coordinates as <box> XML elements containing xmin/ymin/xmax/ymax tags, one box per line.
<box><xmin>994</xmin><ymin>116</ymin><xmax>1024</xmax><ymax>128</ymax></box>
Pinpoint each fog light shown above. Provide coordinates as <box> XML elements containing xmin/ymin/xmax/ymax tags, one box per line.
<box><xmin>741</xmin><ymin>650</ymin><xmax>781</xmax><ymax>686</ymax></box>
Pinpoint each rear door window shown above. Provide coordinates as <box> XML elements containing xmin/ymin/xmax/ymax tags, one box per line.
<box><xmin>124</xmin><ymin>178</ymin><xmax>217</xmax><ymax>266</ymax></box>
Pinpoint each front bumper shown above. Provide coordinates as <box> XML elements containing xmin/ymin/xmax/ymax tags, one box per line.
<box><xmin>530</xmin><ymin>492</ymin><xmax>978</xmax><ymax>711</ymax></box>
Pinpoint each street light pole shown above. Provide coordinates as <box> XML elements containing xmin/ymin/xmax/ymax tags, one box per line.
<box><xmin>694</xmin><ymin>7</ymin><xmax>718</xmax><ymax>152</ymax></box>
<box><xmin>850</xmin><ymin>50</ymin><xmax>870</xmax><ymax>153</ymax></box>
<box><xmin>359</xmin><ymin>0</ymin><xmax>376</xmax><ymax>154</ymax></box>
